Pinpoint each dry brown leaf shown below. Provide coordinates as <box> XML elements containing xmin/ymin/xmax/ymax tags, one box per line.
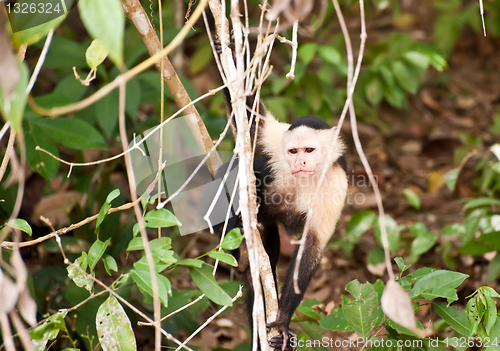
<box><xmin>381</xmin><ymin>279</ymin><xmax>419</xmax><ymax>332</ymax></box>
<box><xmin>0</xmin><ymin>270</ymin><xmax>19</xmax><ymax>314</ymax></box>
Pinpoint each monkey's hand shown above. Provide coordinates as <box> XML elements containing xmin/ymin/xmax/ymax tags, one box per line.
<box><xmin>267</xmin><ymin>322</ymin><xmax>297</xmax><ymax>351</ymax></box>
<box><xmin>213</xmin><ymin>37</ymin><xmax>235</xmax><ymax>57</ymax></box>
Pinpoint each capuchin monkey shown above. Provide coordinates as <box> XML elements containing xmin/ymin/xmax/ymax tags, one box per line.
<box><xmin>212</xmin><ymin>40</ymin><xmax>348</xmax><ymax>350</ymax></box>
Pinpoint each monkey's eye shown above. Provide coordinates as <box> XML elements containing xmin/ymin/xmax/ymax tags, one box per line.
<box><xmin>305</xmin><ymin>148</ymin><xmax>315</xmax><ymax>153</ymax></box>
<box><xmin>288</xmin><ymin>149</ymin><xmax>298</xmax><ymax>154</ymax></box>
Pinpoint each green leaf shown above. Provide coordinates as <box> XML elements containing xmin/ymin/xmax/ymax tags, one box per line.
<box><xmin>25</xmin><ymin>122</ymin><xmax>60</xmax><ymax>180</ymax></box>
<box><xmin>444</xmin><ymin>168</ymin><xmax>460</xmax><ymax>191</ymax></box>
<box><xmin>78</xmin><ymin>0</ymin><xmax>124</xmax><ymax>66</ymax></box>
<box><xmin>7</xmin><ymin>218</ymin><xmax>32</xmax><ymax>236</ymax></box>
<box><xmin>467</xmin><ymin>295</ymin><xmax>483</xmax><ymax>336</ymax></box>
<box><xmin>392</xmin><ymin>60</ymin><xmax>419</xmax><ymax>94</ymax></box>
<box><xmin>14</xmin><ymin>15</ymin><xmax>66</xmax><ymax>46</ymax></box>
<box><xmin>177</xmin><ymin>259</ymin><xmax>203</xmax><ymax>268</ymax></box>
<box><xmin>464</xmin><ymin>198</ymin><xmax>500</xmax><ymax>211</ymax></box>
<box><xmin>342</xmin><ymin>280</ymin><xmax>381</xmax><ymax>337</ymax></box>
<box><xmin>320</xmin><ymin>307</ymin><xmax>353</xmax><ymax>332</ymax></box>
<box><xmin>482</xmin><ymin>286</ymin><xmax>500</xmax><ymax>299</ymax></box>
<box><xmin>343</xmin><ymin>210</ymin><xmax>376</xmax><ymax>248</ymax></box>
<box><xmin>87</xmin><ymin>239</ymin><xmax>110</xmax><ymax>271</ymax></box>
<box><xmin>433</xmin><ymin>302</ymin><xmax>469</xmax><ymax>336</ymax></box>
<box><xmin>403</xmin><ymin>51</ymin><xmax>430</xmax><ymax>71</ymax></box>
<box><xmin>208</xmin><ymin>251</ymin><xmax>238</xmax><ymax>267</ymax></box>
<box><xmin>410</xmin><ymin>270</ymin><xmax>469</xmax><ymax>304</ymax></box>
<box><xmin>394</xmin><ymin>257</ymin><xmax>411</xmax><ymax>274</ymax></box>
<box><xmin>103</xmin><ymin>254</ymin><xmax>118</xmax><ymax>275</ymax></box>
<box><xmin>31</xmin><ymin>118</ymin><xmax>107</xmax><ymax>150</ymax></box>
<box><xmin>298</xmin><ymin>43</ymin><xmax>318</xmax><ymax>66</ymax></box>
<box><xmin>130</xmin><ymin>269</ymin><xmax>170</xmax><ymax>306</ymax></box>
<box><xmin>30</xmin><ymin>310</ymin><xmax>68</xmax><ymax>351</ymax></box>
<box><xmin>190</xmin><ymin>44</ymin><xmax>214</xmax><ymax>73</ymax></box>
<box><xmin>318</xmin><ymin>46</ymin><xmax>342</xmax><ymax>66</ymax></box>
<box><xmin>96</xmin><ymin>189</ymin><xmax>120</xmax><ymax>232</ymax></box>
<box><xmin>0</xmin><ymin>60</ymin><xmax>28</xmax><ymax>132</ymax></box>
<box><xmin>484</xmin><ymin>296</ymin><xmax>498</xmax><ymax>335</ymax></box>
<box><xmin>86</xmin><ymin>39</ymin><xmax>108</xmax><ymax>69</ymax></box>
<box><xmin>374</xmin><ymin>215</ymin><xmax>403</xmax><ymax>253</ymax></box>
<box><xmin>144</xmin><ymin>209</ymin><xmax>181</xmax><ymax>228</ymax></box>
<box><xmin>365</xmin><ymin>75</ymin><xmax>384</xmax><ymax>106</ymax></box>
<box><xmin>221</xmin><ymin>228</ymin><xmax>244</xmax><ymax>250</ymax></box>
<box><xmin>403</xmin><ymin>189</ymin><xmax>421</xmax><ymax>210</ymax></box>
<box><xmin>67</xmin><ymin>252</ymin><xmax>93</xmax><ymax>292</ymax></box>
<box><xmin>409</xmin><ymin>222</ymin><xmax>437</xmax><ymax>261</ymax></box>
<box><xmin>133</xmin><ymin>255</ymin><xmax>172</xmax><ymax>273</ymax></box>
<box><xmin>127</xmin><ymin>237</ymin><xmax>143</xmax><ymax>251</ymax></box>
<box><xmin>96</xmin><ymin>296</ymin><xmax>137</xmax><ymax>351</ymax></box>
<box><xmin>189</xmin><ymin>263</ymin><xmax>233</xmax><ymax>306</ymax></box>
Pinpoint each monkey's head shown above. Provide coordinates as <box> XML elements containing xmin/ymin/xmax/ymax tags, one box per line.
<box><xmin>283</xmin><ymin>116</ymin><xmax>340</xmax><ymax>178</ymax></box>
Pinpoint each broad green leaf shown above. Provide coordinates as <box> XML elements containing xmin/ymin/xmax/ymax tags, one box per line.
<box><xmin>14</xmin><ymin>15</ymin><xmax>66</xmax><ymax>46</ymax></box>
<box><xmin>177</xmin><ymin>259</ymin><xmax>203</xmax><ymax>268</ymax></box>
<box><xmin>78</xmin><ymin>0</ymin><xmax>124</xmax><ymax>66</ymax></box>
<box><xmin>392</xmin><ymin>60</ymin><xmax>419</xmax><ymax>94</ymax></box>
<box><xmin>342</xmin><ymin>280</ymin><xmax>381</xmax><ymax>337</ymax></box>
<box><xmin>444</xmin><ymin>168</ymin><xmax>460</xmax><ymax>191</ymax></box>
<box><xmin>87</xmin><ymin>239</ymin><xmax>110</xmax><ymax>271</ymax></box>
<box><xmin>441</xmin><ymin>223</ymin><xmax>466</xmax><ymax>236</ymax></box>
<box><xmin>410</xmin><ymin>270</ymin><xmax>468</xmax><ymax>304</ymax></box>
<box><xmin>365</xmin><ymin>75</ymin><xmax>384</xmax><ymax>106</ymax></box>
<box><xmin>397</xmin><ymin>267</ymin><xmax>437</xmax><ymax>290</ymax></box>
<box><xmin>374</xmin><ymin>215</ymin><xmax>403</xmax><ymax>253</ymax></box>
<box><xmin>149</xmin><ymin>237</ymin><xmax>173</xmax><ymax>251</ymax></box>
<box><xmin>30</xmin><ymin>310</ymin><xmax>68</xmax><ymax>351</ymax></box>
<box><xmin>318</xmin><ymin>46</ymin><xmax>342</xmax><ymax>66</ymax></box>
<box><xmin>487</xmin><ymin>254</ymin><xmax>500</xmax><ymax>283</ymax></box>
<box><xmin>130</xmin><ymin>269</ymin><xmax>170</xmax><ymax>306</ymax></box>
<box><xmin>403</xmin><ymin>189</ymin><xmax>421</xmax><ymax>210</ymax></box>
<box><xmin>133</xmin><ymin>255</ymin><xmax>172</xmax><ymax>273</ymax></box>
<box><xmin>467</xmin><ymin>295</ymin><xmax>483</xmax><ymax>336</ymax></box>
<box><xmin>319</xmin><ymin>307</ymin><xmax>353</xmax><ymax>332</ymax></box>
<box><xmin>31</xmin><ymin>118</ymin><xmax>107</xmax><ymax>150</ymax></box>
<box><xmin>340</xmin><ymin>210</ymin><xmax>376</xmax><ymax>254</ymax></box>
<box><xmin>403</xmin><ymin>51</ymin><xmax>430</xmax><ymax>71</ymax></box>
<box><xmin>485</xmin><ymin>296</ymin><xmax>498</xmax><ymax>335</ymax></box>
<box><xmin>25</xmin><ymin>122</ymin><xmax>60</xmax><ymax>179</ymax></box>
<box><xmin>208</xmin><ymin>251</ymin><xmax>238</xmax><ymax>267</ymax></box>
<box><xmin>7</xmin><ymin>218</ymin><xmax>32</xmax><ymax>236</ymax></box>
<box><xmin>298</xmin><ymin>43</ymin><xmax>318</xmax><ymax>66</ymax></box>
<box><xmin>86</xmin><ymin>39</ymin><xmax>108</xmax><ymax>69</ymax></box>
<box><xmin>482</xmin><ymin>287</ymin><xmax>500</xmax><ymax>299</ymax></box>
<box><xmin>221</xmin><ymin>228</ymin><xmax>244</xmax><ymax>250</ymax></box>
<box><xmin>433</xmin><ymin>302</ymin><xmax>469</xmax><ymax>336</ymax></box>
<box><xmin>383</xmin><ymin>83</ymin><xmax>406</xmax><ymax>109</ymax></box>
<box><xmin>190</xmin><ymin>44</ymin><xmax>214</xmax><ymax>73</ymax></box>
<box><xmin>96</xmin><ymin>296</ymin><xmax>137</xmax><ymax>351</ymax></box>
<box><xmin>144</xmin><ymin>209</ymin><xmax>181</xmax><ymax>228</ymax></box>
<box><xmin>0</xmin><ymin>60</ymin><xmax>28</xmax><ymax>132</ymax></box>
<box><xmin>67</xmin><ymin>252</ymin><xmax>93</xmax><ymax>292</ymax></box>
<box><xmin>409</xmin><ymin>222</ymin><xmax>437</xmax><ymax>261</ymax></box>
<box><xmin>103</xmin><ymin>255</ymin><xmax>118</xmax><ymax>276</ymax></box>
<box><xmin>127</xmin><ymin>237</ymin><xmax>144</xmax><ymax>251</ymax></box>
<box><xmin>189</xmin><ymin>263</ymin><xmax>232</xmax><ymax>306</ymax></box>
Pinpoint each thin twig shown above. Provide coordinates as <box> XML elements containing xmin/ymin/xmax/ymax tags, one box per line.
<box><xmin>0</xmin><ymin>128</ymin><xmax>15</xmax><ymax>182</ymax></box>
<box><xmin>26</xmin><ymin>29</ymin><xmax>54</xmax><ymax>94</ymax></box>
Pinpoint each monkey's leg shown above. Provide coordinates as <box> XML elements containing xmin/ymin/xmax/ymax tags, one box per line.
<box><xmin>267</xmin><ymin>232</ymin><xmax>322</xmax><ymax>351</ymax></box>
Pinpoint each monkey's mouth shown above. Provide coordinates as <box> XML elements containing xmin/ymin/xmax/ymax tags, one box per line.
<box><xmin>292</xmin><ymin>170</ymin><xmax>315</xmax><ymax>177</ymax></box>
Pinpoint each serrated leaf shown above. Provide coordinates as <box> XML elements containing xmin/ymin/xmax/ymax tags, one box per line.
<box><xmin>208</xmin><ymin>251</ymin><xmax>238</xmax><ymax>267</ymax></box>
<box><xmin>87</xmin><ymin>239</ymin><xmax>110</xmax><ymax>271</ymax></box>
<box><xmin>433</xmin><ymin>302</ymin><xmax>469</xmax><ymax>336</ymax></box>
<box><xmin>144</xmin><ymin>209</ymin><xmax>181</xmax><ymax>228</ymax></box>
<box><xmin>96</xmin><ymin>296</ymin><xmax>137</xmax><ymax>351</ymax></box>
<box><xmin>403</xmin><ymin>189</ymin><xmax>421</xmax><ymax>210</ymax></box>
<box><xmin>221</xmin><ymin>228</ymin><xmax>244</xmax><ymax>250</ymax></box>
<box><xmin>410</xmin><ymin>270</ymin><xmax>468</xmax><ymax>304</ymax></box>
<box><xmin>7</xmin><ymin>218</ymin><xmax>32</xmax><ymax>236</ymax></box>
<box><xmin>78</xmin><ymin>0</ymin><xmax>124</xmax><ymax>66</ymax></box>
<box><xmin>31</xmin><ymin>118</ymin><xmax>107</xmax><ymax>150</ymax></box>
<box><xmin>189</xmin><ymin>263</ymin><xmax>232</xmax><ymax>306</ymax></box>
<box><xmin>86</xmin><ymin>39</ymin><xmax>108</xmax><ymax>69</ymax></box>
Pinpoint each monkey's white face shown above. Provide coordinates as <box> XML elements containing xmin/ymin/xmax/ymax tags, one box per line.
<box><xmin>283</xmin><ymin>128</ymin><xmax>325</xmax><ymax>178</ymax></box>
